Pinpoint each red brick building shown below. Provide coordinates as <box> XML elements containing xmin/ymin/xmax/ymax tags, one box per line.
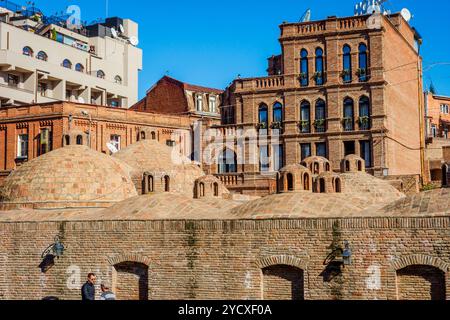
<box><xmin>213</xmin><ymin>13</ymin><xmax>425</xmax><ymax>196</ymax></box>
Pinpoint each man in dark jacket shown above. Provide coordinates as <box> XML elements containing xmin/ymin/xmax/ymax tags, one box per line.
<box><xmin>81</xmin><ymin>273</ymin><xmax>96</xmax><ymax>300</ymax></box>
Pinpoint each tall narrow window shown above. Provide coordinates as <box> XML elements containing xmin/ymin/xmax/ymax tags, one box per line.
<box><xmin>358</xmin><ymin>44</ymin><xmax>368</xmax><ymax>82</ymax></box>
<box><xmin>273</xmin><ymin>102</ymin><xmax>283</xmax><ymax>123</ymax></box>
<box><xmin>209</xmin><ymin>96</ymin><xmax>216</xmax><ymax>113</ymax></box>
<box><xmin>218</xmin><ymin>149</ymin><xmax>237</xmax><ymax>173</ymax></box>
<box><xmin>259</xmin><ymin>144</ymin><xmax>270</xmax><ymax>172</ymax></box>
<box><xmin>258</xmin><ymin>104</ymin><xmax>268</xmax><ymax>129</ymax></box>
<box><xmin>314</xmin><ymin>99</ymin><xmax>326</xmax><ymax>133</ymax></box>
<box><xmin>315</xmin><ymin>48</ymin><xmax>324</xmax><ymax>85</ymax></box>
<box><xmin>300</xmin><ymin>49</ymin><xmax>309</xmax><ymax>87</ymax></box>
<box><xmin>22</xmin><ymin>46</ymin><xmax>33</xmax><ymax>57</ymax></box>
<box><xmin>359</xmin><ymin>96</ymin><xmax>371</xmax><ymax>130</ymax></box>
<box><xmin>164</xmin><ymin>176</ymin><xmax>170</xmax><ymax>192</ymax></box>
<box><xmin>342</xmin><ymin>45</ymin><xmax>352</xmax><ymax>83</ymax></box>
<box><xmin>300</xmin><ymin>143</ymin><xmax>311</xmax><ymax>161</ymax></box>
<box><xmin>316</xmin><ymin>142</ymin><xmax>327</xmax><ymax>158</ymax></box>
<box><xmin>148</xmin><ymin>175</ymin><xmax>154</xmax><ymax>192</ymax></box>
<box><xmin>76</xmin><ymin>135</ymin><xmax>83</xmax><ymax>145</ymax></box>
<box><xmin>213</xmin><ymin>183</ymin><xmax>219</xmax><ymax>197</ymax></box>
<box><xmin>196</xmin><ymin>94</ymin><xmax>203</xmax><ymax>112</ymax></box>
<box><xmin>343</xmin><ymin>98</ymin><xmax>354</xmax><ymax>131</ymax></box>
<box><xmin>360</xmin><ymin>140</ymin><xmax>372</xmax><ymax>168</ymax></box>
<box><xmin>110</xmin><ymin>135</ymin><xmax>121</xmax><ymax>151</ymax></box>
<box><xmin>300</xmin><ymin>101</ymin><xmax>311</xmax><ymax>133</ymax></box>
<box><xmin>273</xmin><ymin>144</ymin><xmax>284</xmax><ymax>171</ymax></box>
<box><xmin>17</xmin><ymin>134</ymin><xmax>28</xmax><ymax>159</ymax></box>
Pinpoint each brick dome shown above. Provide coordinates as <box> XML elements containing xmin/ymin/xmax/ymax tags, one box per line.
<box><xmin>230</xmin><ymin>172</ymin><xmax>405</xmax><ymax>218</ymax></box>
<box><xmin>0</xmin><ymin>146</ymin><xmax>137</xmax><ymax>210</ymax></box>
<box><xmin>96</xmin><ymin>192</ymin><xmax>230</xmax><ymax>220</ymax></box>
<box><xmin>112</xmin><ymin>140</ymin><xmax>205</xmax><ymax>197</ymax></box>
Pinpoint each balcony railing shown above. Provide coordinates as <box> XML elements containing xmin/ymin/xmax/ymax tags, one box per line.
<box><xmin>313</xmin><ymin>119</ymin><xmax>326</xmax><ymax>133</ymax></box>
<box><xmin>215</xmin><ymin>173</ymin><xmax>245</xmax><ymax>186</ymax></box>
<box><xmin>343</xmin><ymin>118</ymin><xmax>354</xmax><ymax>131</ymax></box>
<box><xmin>236</xmin><ymin>76</ymin><xmax>284</xmax><ymax>92</ymax></box>
<box><xmin>358</xmin><ymin>117</ymin><xmax>371</xmax><ymax>131</ymax></box>
<box><xmin>299</xmin><ymin>120</ymin><xmax>311</xmax><ymax>134</ymax></box>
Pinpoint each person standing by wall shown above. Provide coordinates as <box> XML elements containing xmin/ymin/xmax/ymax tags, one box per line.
<box><xmin>81</xmin><ymin>273</ymin><xmax>96</xmax><ymax>301</ymax></box>
<box><xmin>100</xmin><ymin>282</ymin><xmax>116</xmax><ymax>300</ymax></box>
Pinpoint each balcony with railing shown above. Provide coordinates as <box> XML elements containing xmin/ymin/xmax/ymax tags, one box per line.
<box><xmin>215</xmin><ymin>173</ymin><xmax>245</xmax><ymax>187</ymax></box>
<box><xmin>313</xmin><ymin>119</ymin><xmax>327</xmax><ymax>133</ymax></box>
<box><xmin>343</xmin><ymin>118</ymin><xmax>355</xmax><ymax>132</ymax></box>
<box><xmin>235</xmin><ymin>76</ymin><xmax>284</xmax><ymax>93</ymax></box>
<box><xmin>299</xmin><ymin>120</ymin><xmax>311</xmax><ymax>134</ymax></box>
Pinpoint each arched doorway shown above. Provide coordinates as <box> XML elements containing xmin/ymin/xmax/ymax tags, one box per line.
<box><xmin>287</xmin><ymin>173</ymin><xmax>294</xmax><ymax>191</ymax></box>
<box><xmin>114</xmin><ymin>262</ymin><xmax>149</xmax><ymax>300</ymax></box>
<box><xmin>396</xmin><ymin>265</ymin><xmax>446</xmax><ymax>300</ymax></box>
<box><xmin>262</xmin><ymin>265</ymin><xmax>304</xmax><ymax>300</ymax></box>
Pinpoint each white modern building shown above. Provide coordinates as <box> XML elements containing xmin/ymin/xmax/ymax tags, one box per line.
<box><xmin>0</xmin><ymin>3</ymin><xmax>142</xmax><ymax>108</ymax></box>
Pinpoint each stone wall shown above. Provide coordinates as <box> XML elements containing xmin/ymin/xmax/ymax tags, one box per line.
<box><xmin>0</xmin><ymin>217</ymin><xmax>448</xmax><ymax>300</ymax></box>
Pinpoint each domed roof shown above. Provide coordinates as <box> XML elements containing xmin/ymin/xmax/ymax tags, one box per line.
<box><xmin>302</xmin><ymin>156</ymin><xmax>330</xmax><ymax>164</ymax></box>
<box><xmin>229</xmin><ymin>192</ymin><xmax>362</xmax><ymax>219</ymax></box>
<box><xmin>229</xmin><ymin>172</ymin><xmax>405</xmax><ymax>218</ymax></box>
<box><xmin>94</xmin><ymin>192</ymin><xmax>230</xmax><ymax>220</ymax></box>
<box><xmin>279</xmin><ymin>164</ymin><xmax>310</xmax><ymax>173</ymax></box>
<box><xmin>112</xmin><ymin>139</ymin><xmax>190</xmax><ymax>174</ymax></box>
<box><xmin>113</xmin><ymin>140</ymin><xmax>205</xmax><ymax>197</ymax></box>
<box><xmin>339</xmin><ymin>172</ymin><xmax>405</xmax><ymax>208</ymax></box>
<box><xmin>369</xmin><ymin>188</ymin><xmax>450</xmax><ymax>217</ymax></box>
<box><xmin>0</xmin><ymin>146</ymin><xmax>137</xmax><ymax>210</ymax></box>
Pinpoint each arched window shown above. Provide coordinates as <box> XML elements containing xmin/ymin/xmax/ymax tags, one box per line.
<box><xmin>358</xmin><ymin>43</ymin><xmax>368</xmax><ymax>82</ymax></box>
<box><xmin>343</xmin><ymin>98</ymin><xmax>354</xmax><ymax>131</ymax></box>
<box><xmin>258</xmin><ymin>104</ymin><xmax>268</xmax><ymax>129</ymax></box>
<box><xmin>37</xmin><ymin>51</ymin><xmax>48</xmax><ymax>61</ymax></box>
<box><xmin>357</xmin><ymin>161</ymin><xmax>363</xmax><ymax>172</ymax></box>
<box><xmin>164</xmin><ymin>176</ymin><xmax>170</xmax><ymax>192</ymax></box>
<box><xmin>199</xmin><ymin>183</ymin><xmax>205</xmax><ymax>197</ymax></box>
<box><xmin>151</xmin><ymin>131</ymin><xmax>156</xmax><ymax>140</ymax></box>
<box><xmin>115</xmin><ymin>75</ymin><xmax>122</xmax><ymax>85</ymax></box>
<box><xmin>62</xmin><ymin>59</ymin><xmax>72</xmax><ymax>69</ymax></box>
<box><xmin>273</xmin><ymin>102</ymin><xmax>283</xmax><ymax>123</ymax></box>
<box><xmin>22</xmin><ymin>46</ymin><xmax>33</xmax><ymax>57</ymax></box>
<box><xmin>218</xmin><ymin>148</ymin><xmax>237</xmax><ymax>173</ymax></box>
<box><xmin>75</xmin><ymin>63</ymin><xmax>84</xmax><ymax>73</ymax></box>
<box><xmin>342</xmin><ymin>45</ymin><xmax>352</xmax><ymax>83</ymax></box>
<box><xmin>335</xmin><ymin>178</ymin><xmax>342</xmax><ymax>193</ymax></box>
<box><xmin>140</xmin><ymin>131</ymin><xmax>146</xmax><ymax>140</ymax></box>
<box><xmin>97</xmin><ymin>70</ymin><xmax>105</xmax><ymax>79</ymax></box>
<box><xmin>345</xmin><ymin>160</ymin><xmax>350</xmax><ymax>172</ymax></box>
<box><xmin>315</xmin><ymin>48</ymin><xmax>324</xmax><ymax>85</ymax></box>
<box><xmin>319</xmin><ymin>178</ymin><xmax>326</xmax><ymax>193</ymax></box>
<box><xmin>148</xmin><ymin>175</ymin><xmax>154</xmax><ymax>193</ymax></box>
<box><xmin>213</xmin><ymin>182</ymin><xmax>219</xmax><ymax>197</ymax></box>
<box><xmin>76</xmin><ymin>135</ymin><xmax>83</xmax><ymax>145</ymax></box>
<box><xmin>314</xmin><ymin>162</ymin><xmax>319</xmax><ymax>175</ymax></box>
<box><xmin>359</xmin><ymin>96</ymin><xmax>371</xmax><ymax>130</ymax></box>
<box><xmin>315</xmin><ymin>99</ymin><xmax>326</xmax><ymax>133</ymax></box>
<box><xmin>304</xmin><ymin>173</ymin><xmax>310</xmax><ymax>191</ymax></box>
<box><xmin>64</xmin><ymin>135</ymin><xmax>70</xmax><ymax>146</ymax></box>
<box><xmin>325</xmin><ymin>162</ymin><xmax>331</xmax><ymax>172</ymax></box>
<box><xmin>300</xmin><ymin>101</ymin><xmax>311</xmax><ymax>133</ymax></box>
<box><xmin>300</xmin><ymin>49</ymin><xmax>309</xmax><ymax>87</ymax></box>
<box><xmin>287</xmin><ymin>173</ymin><xmax>294</xmax><ymax>191</ymax></box>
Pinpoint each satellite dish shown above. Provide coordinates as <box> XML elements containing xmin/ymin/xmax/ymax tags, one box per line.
<box><xmin>106</xmin><ymin>142</ymin><xmax>118</xmax><ymax>154</ymax></box>
<box><xmin>400</xmin><ymin>8</ymin><xmax>412</xmax><ymax>22</ymax></box>
<box><xmin>300</xmin><ymin>9</ymin><xmax>311</xmax><ymax>22</ymax></box>
<box><xmin>119</xmin><ymin>24</ymin><xmax>125</xmax><ymax>34</ymax></box>
<box><xmin>129</xmin><ymin>36</ymin><xmax>139</xmax><ymax>46</ymax></box>
<box><xmin>110</xmin><ymin>27</ymin><xmax>118</xmax><ymax>38</ymax></box>
<box><xmin>78</xmin><ymin>97</ymin><xmax>85</xmax><ymax>104</ymax></box>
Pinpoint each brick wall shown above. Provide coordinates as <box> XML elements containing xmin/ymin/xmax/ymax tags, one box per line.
<box><xmin>0</xmin><ymin>217</ymin><xmax>448</xmax><ymax>300</ymax></box>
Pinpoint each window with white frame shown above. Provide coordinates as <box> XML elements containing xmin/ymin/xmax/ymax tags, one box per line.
<box><xmin>110</xmin><ymin>135</ymin><xmax>121</xmax><ymax>151</ymax></box>
<box><xmin>196</xmin><ymin>94</ymin><xmax>203</xmax><ymax>112</ymax></box>
<box><xmin>209</xmin><ymin>96</ymin><xmax>216</xmax><ymax>113</ymax></box>
<box><xmin>441</xmin><ymin>104</ymin><xmax>449</xmax><ymax>114</ymax></box>
<box><xmin>431</xmin><ymin>125</ymin><xmax>437</xmax><ymax>137</ymax></box>
<box><xmin>17</xmin><ymin>134</ymin><xmax>28</xmax><ymax>159</ymax></box>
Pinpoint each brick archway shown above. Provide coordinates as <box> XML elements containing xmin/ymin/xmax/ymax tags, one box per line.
<box><xmin>391</xmin><ymin>254</ymin><xmax>450</xmax><ymax>273</ymax></box>
<box><xmin>107</xmin><ymin>253</ymin><xmax>152</xmax><ymax>267</ymax></box>
<box><xmin>256</xmin><ymin>255</ymin><xmax>308</xmax><ymax>270</ymax></box>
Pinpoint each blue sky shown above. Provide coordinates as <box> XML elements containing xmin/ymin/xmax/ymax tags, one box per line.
<box><xmin>29</xmin><ymin>0</ymin><xmax>450</xmax><ymax>98</ymax></box>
